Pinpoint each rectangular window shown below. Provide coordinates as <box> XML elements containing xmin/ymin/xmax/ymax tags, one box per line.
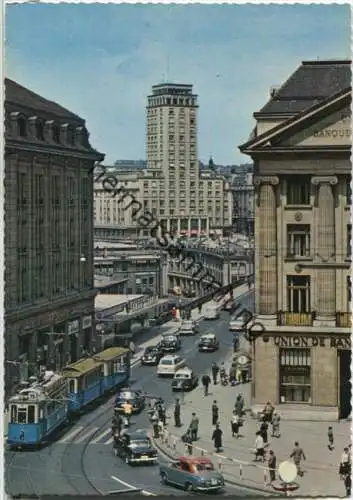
<box><xmin>346</xmin><ymin>176</ymin><xmax>352</xmax><ymax>205</ymax></box>
<box><xmin>287</xmin><ymin>224</ymin><xmax>311</xmax><ymax>258</ymax></box>
<box><xmin>279</xmin><ymin>348</ymin><xmax>311</xmax><ymax>403</ymax></box>
<box><xmin>347</xmin><ymin>224</ymin><xmax>352</xmax><ymax>257</ymax></box>
<box><xmin>348</xmin><ymin>276</ymin><xmax>352</xmax><ymax>305</ymax></box>
<box><xmin>286</xmin><ymin>176</ymin><xmax>311</xmax><ymax>205</ymax></box>
<box><xmin>287</xmin><ymin>275</ymin><xmax>310</xmax><ymax>313</ymax></box>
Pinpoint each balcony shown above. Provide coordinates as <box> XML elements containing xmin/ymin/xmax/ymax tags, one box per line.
<box><xmin>336</xmin><ymin>312</ymin><xmax>352</xmax><ymax>328</ymax></box>
<box><xmin>277</xmin><ymin>311</ymin><xmax>315</xmax><ymax>326</ymax></box>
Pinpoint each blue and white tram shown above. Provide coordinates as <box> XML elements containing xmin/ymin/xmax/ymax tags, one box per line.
<box><xmin>7</xmin><ymin>372</ymin><xmax>68</xmax><ymax>448</ymax></box>
<box><xmin>93</xmin><ymin>347</ymin><xmax>129</xmax><ymax>392</ymax></box>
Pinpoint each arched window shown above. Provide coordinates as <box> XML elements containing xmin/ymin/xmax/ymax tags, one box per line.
<box><xmin>35</xmin><ymin>121</ymin><xmax>44</xmax><ymax>141</ymax></box>
<box><xmin>52</xmin><ymin>124</ymin><xmax>60</xmax><ymax>143</ymax></box>
<box><xmin>18</xmin><ymin>117</ymin><xmax>27</xmax><ymax>137</ymax></box>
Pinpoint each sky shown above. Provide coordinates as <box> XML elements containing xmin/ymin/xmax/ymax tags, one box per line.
<box><xmin>5</xmin><ymin>3</ymin><xmax>351</xmax><ymax>165</ymax></box>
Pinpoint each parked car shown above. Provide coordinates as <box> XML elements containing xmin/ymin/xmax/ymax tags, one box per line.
<box><xmin>198</xmin><ymin>333</ymin><xmax>219</xmax><ymax>352</ymax></box>
<box><xmin>141</xmin><ymin>346</ymin><xmax>164</xmax><ymax>366</ymax></box>
<box><xmin>178</xmin><ymin>320</ymin><xmax>199</xmax><ymax>336</ymax></box>
<box><xmin>171</xmin><ymin>367</ymin><xmax>199</xmax><ymax>392</ymax></box>
<box><xmin>160</xmin><ymin>456</ymin><xmax>225</xmax><ymax>492</ymax></box>
<box><xmin>159</xmin><ymin>333</ymin><xmax>181</xmax><ymax>353</ymax></box>
<box><xmin>114</xmin><ymin>388</ymin><xmax>145</xmax><ymax>413</ymax></box>
<box><xmin>114</xmin><ymin>429</ymin><xmax>158</xmax><ymax>465</ymax></box>
<box><xmin>157</xmin><ymin>355</ymin><xmax>186</xmax><ymax>377</ymax></box>
<box><xmin>229</xmin><ymin>316</ymin><xmax>244</xmax><ymax>332</ymax></box>
<box><xmin>204</xmin><ymin>304</ymin><xmax>220</xmax><ymax>320</ymax></box>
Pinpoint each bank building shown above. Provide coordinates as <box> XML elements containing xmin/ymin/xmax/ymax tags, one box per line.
<box><xmin>239</xmin><ymin>60</ymin><xmax>351</xmax><ymax>420</ymax></box>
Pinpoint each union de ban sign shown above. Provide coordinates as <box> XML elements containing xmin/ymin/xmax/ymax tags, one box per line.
<box><xmin>271</xmin><ymin>335</ymin><xmax>351</xmax><ymax>350</ymax></box>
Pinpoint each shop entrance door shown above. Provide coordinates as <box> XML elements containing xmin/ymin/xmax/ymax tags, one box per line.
<box><xmin>339</xmin><ymin>349</ymin><xmax>351</xmax><ymax>419</ymax></box>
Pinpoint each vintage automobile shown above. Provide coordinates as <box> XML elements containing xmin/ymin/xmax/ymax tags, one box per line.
<box><xmin>157</xmin><ymin>355</ymin><xmax>186</xmax><ymax>377</ymax></box>
<box><xmin>198</xmin><ymin>333</ymin><xmax>219</xmax><ymax>352</ymax></box>
<box><xmin>204</xmin><ymin>304</ymin><xmax>220</xmax><ymax>320</ymax></box>
<box><xmin>178</xmin><ymin>320</ymin><xmax>199</xmax><ymax>336</ymax></box>
<box><xmin>159</xmin><ymin>456</ymin><xmax>225</xmax><ymax>492</ymax></box>
<box><xmin>171</xmin><ymin>367</ymin><xmax>199</xmax><ymax>392</ymax></box>
<box><xmin>114</xmin><ymin>388</ymin><xmax>145</xmax><ymax>414</ymax></box>
<box><xmin>114</xmin><ymin>429</ymin><xmax>158</xmax><ymax>465</ymax></box>
<box><xmin>141</xmin><ymin>345</ymin><xmax>164</xmax><ymax>366</ymax></box>
<box><xmin>229</xmin><ymin>316</ymin><xmax>245</xmax><ymax>333</ymax></box>
<box><xmin>159</xmin><ymin>333</ymin><xmax>181</xmax><ymax>353</ymax></box>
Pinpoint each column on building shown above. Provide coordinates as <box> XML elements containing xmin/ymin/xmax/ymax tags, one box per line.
<box><xmin>312</xmin><ymin>176</ymin><xmax>338</xmax><ymax>325</ymax></box>
<box><xmin>187</xmin><ymin>218</ymin><xmax>191</xmax><ymax>234</ymax></box>
<box><xmin>253</xmin><ymin>176</ymin><xmax>279</xmax><ymax>319</ymax></box>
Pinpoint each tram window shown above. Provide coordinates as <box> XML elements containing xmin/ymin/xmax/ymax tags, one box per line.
<box><xmin>10</xmin><ymin>405</ymin><xmax>17</xmax><ymax>423</ymax></box>
<box><xmin>17</xmin><ymin>408</ymin><xmax>27</xmax><ymax>424</ymax></box>
<box><xmin>28</xmin><ymin>405</ymin><xmax>35</xmax><ymax>423</ymax></box>
<box><xmin>69</xmin><ymin>380</ymin><xmax>75</xmax><ymax>393</ymax></box>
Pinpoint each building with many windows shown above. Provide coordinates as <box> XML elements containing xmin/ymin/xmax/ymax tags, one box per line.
<box><xmin>5</xmin><ymin>79</ymin><xmax>104</xmax><ymax>392</ymax></box>
<box><xmin>94</xmin><ymin>83</ymin><xmax>233</xmax><ymax>238</ymax></box>
<box><xmin>240</xmin><ymin>60</ymin><xmax>351</xmax><ymax>419</ymax></box>
<box><xmin>231</xmin><ymin>165</ymin><xmax>255</xmax><ymax>236</ymax></box>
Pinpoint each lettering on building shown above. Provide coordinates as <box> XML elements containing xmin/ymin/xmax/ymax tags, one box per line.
<box><xmin>273</xmin><ymin>335</ymin><xmax>351</xmax><ymax>349</ymax></box>
<box><xmin>313</xmin><ymin>129</ymin><xmax>351</xmax><ymax>138</ymax></box>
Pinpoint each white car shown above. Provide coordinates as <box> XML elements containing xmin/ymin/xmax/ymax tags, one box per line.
<box><xmin>204</xmin><ymin>304</ymin><xmax>220</xmax><ymax>320</ymax></box>
<box><xmin>178</xmin><ymin>320</ymin><xmax>199</xmax><ymax>336</ymax></box>
<box><xmin>229</xmin><ymin>316</ymin><xmax>244</xmax><ymax>332</ymax></box>
<box><xmin>157</xmin><ymin>355</ymin><xmax>186</xmax><ymax>377</ymax></box>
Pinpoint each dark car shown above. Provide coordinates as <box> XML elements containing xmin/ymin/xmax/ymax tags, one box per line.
<box><xmin>198</xmin><ymin>333</ymin><xmax>219</xmax><ymax>352</ymax></box>
<box><xmin>159</xmin><ymin>334</ymin><xmax>181</xmax><ymax>353</ymax></box>
<box><xmin>141</xmin><ymin>346</ymin><xmax>164</xmax><ymax>366</ymax></box>
<box><xmin>114</xmin><ymin>429</ymin><xmax>158</xmax><ymax>465</ymax></box>
<box><xmin>114</xmin><ymin>388</ymin><xmax>145</xmax><ymax>414</ymax></box>
<box><xmin>171</xmin><ymin>367</ymin><xmax>199</xmax><ymax>392</ymax></box>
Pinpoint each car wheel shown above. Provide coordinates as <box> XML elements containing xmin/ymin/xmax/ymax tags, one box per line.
<box><xmin>160</xmin><ymin>472</ymin><xmax>168</xmax><ymax>484</ymax></box>
<box><xmin>184</xmin><ymin>482</ymin><xmax>193</xmax><ymax>492</ymax></box>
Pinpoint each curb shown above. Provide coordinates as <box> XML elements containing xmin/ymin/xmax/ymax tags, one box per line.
<box><xmin>150</xmin><ymin>434</ymin><xmax>278</xmax><ymax>496</ymax></box>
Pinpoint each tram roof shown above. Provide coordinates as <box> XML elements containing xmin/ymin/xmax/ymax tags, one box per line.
<box><xmin>61</xmin><ymin>357</ymin><xmax>101</xmax><ymax>378</ymax></box>
<box><xmin>93</xmin><ymin>346</ymin><xmax>129</xmax><ymax>362</ymax></box>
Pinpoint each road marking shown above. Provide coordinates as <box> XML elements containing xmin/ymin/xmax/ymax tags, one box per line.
<box><xmin>75</xmin><ymin>427</ymin><xmax>99</xmax><ymax>443</ymax></box>
<box><xmin>105</xmin><ymin>436</ymin><xmax>114</xmax><ymax>445</ymax></box>
<box><xmin>58</xmin><ymin>425</ymin><xmax>84</xmax><ymax>443</ymax></box>
<box><xmin>90</xmin><ymin>427</ymin><xmax>112</xmax><ymax>444</ymax></box>
<box><xmin>110</xmin><ymin>475</ymin><xmax>156</xmax><ymax>495</ymax></box>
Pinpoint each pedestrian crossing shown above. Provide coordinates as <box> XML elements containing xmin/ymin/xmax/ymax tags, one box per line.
<box><xmin>57</xmin><ymin>425</ymin><xmax>117</xmax><ymax>446</ymax></box>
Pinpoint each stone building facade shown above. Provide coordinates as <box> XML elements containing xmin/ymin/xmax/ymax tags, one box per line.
<box><xmin>5</xmin><ymin>78</ymin><xmax>104</xmax><ymax>391</ymax></box>
<box><xmin>93</xmin><ymin>83</ymin><xmax>233</xmax><ymax>238</ymax></box>
<box><xmin>240</xmin><ymin>60</ymin><xmax>351</xmax><ymax>419</ymax></box>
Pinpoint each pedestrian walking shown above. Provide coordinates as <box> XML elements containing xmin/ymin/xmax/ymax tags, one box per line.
<box><xmin>254</xmin><ymin>431</ymin><xmax>265</xmax><ymax>462</ymax></box>
<box><xmin>290</xmin><ymin>441</ymin><xmax>306</xmax><ymax>476</ymax></box>
<box><xmin>260</xmin><ymin>420</ymin><xmax>268</xmax><ymax>444</ymax></box>
<box><xmin>212</xmin><ymin>423</ymin><xmax>223</xmax><ymax>452</ymax></box>
<box><xmin>235</xmin><ymin>394</ymin><xmax>244</xmax><ymax>416</ymax></box>
<box><xmin>112</xmin><ymin>414</ymin><xmax>123</xmax><ymax>438</ymax></box>
<box><xmin>236</xmin><ymin>367</ymin><xmax>242</xmax><ymax>384</ymax></box>
<box><xmin>189</xmin><ymin>413</ymin><xmax>199</xmax><ymax>441</ymax></box>
<box><xmin>339</xmin><ymin>447</ymin><xmax>351</xmax><ymax>477</ymax></box>
<box><xmin>184</xmin><ymin>431</ymin><xmax>193</xmax><ymax>455</ymax></box>
<box><xmin>211</xmin><ymin>362</ymin><xmax>219</xmax><ymax>385</ymax></box>
<box><xmin>263</xmin><ymin>401</ymin><xmax>274</xmax><ymax>423</ymax></box>
<box><xmin>201</xmin><ymin>374</ymin><xmax>211</xmax><ymax>396</ymax></box>
<box><xmin>174</xmin><ymin>398</ymin><xmax>181</xmax><ymax>427</ymax></box>
<box><xmin>231</xmin><ymin>410</ymin><xmax>240</xmax><ymax>438</ymax></box>
<box><xmin>151</xmin><ymin>410</ymin><xmax>159</xmax><ymax>438</ymax></box>
<box><xmin>212</xmin><ymin>400</ymin><xmax>219</xmax><ymax>426</ymax></box>
<box><xmin>271</xmin><ymin>412</ymin><xmax>280</xmax><ymax>438</ymax></box>
<box><xmin>158</xmin><ymin>402</ymin><xmax>167</xmax><ymax>426</ymax></box>
<box><xmin>344</xmin><ymin>465</ymin><xmax>351</xmax><ymax>496</ymax></box>
<box><xmin>198</xmin><ymin>304</ymin><xmax>202</xmax><ymax>314</ymax></box>
<box><xmin>328</xmin><ymin>426</ymin><xmax>334</xmax><ymax>450</ymax></box>
<box><xmin>267</xmin><ymin>450</ymin><xmax>277</xmax><ymax>484</ymax></box>
<box><xmin>122</xmin><ymin>400</ymin><xmax>133</xmax><ymax>426</ymax></box>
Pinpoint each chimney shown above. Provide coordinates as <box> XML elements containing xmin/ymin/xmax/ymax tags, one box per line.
<box><xmin>270</xmin><ymin>85</ymin><xmax>280</xmax><ymax>97</ymax></box>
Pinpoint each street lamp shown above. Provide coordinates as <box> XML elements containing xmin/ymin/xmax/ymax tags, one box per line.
<box><xmin>80</xmin><ymin>254</ymin><xmax>87</xmax><ymax>263</ymax></box>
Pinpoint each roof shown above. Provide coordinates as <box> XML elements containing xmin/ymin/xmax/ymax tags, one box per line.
<box><xmin>201</xmin><ymin>333</ymin><xmax>216</xmax><ymax>338</ymax></box>
<box><xmin>93</xmin><ymin>346</ymin><xmax>129</xmax><ymax>362</ymax></box>
<box><xmin>95</xmin><ymin>294</ymin><xmax>144</xmax><ymax>310</ymax></box>
<box><xmin>5</xmin><ymin>78</ymin><xmax>84</xmax><ymax>123</ymax></box>
<box><xmin>124</xmin><ymin>429</ymin><xmax>149</xmax><ymax>439</ymax></box>
<box><xmin>61</xmin><ymin>358</ymin><xmax>101</xmax><ymax>378</ymax></box>
<box><xmin>161</xmin><ymin>354</ymin><xmax>181</xmax><ymax>359</ymax></box>
<box><xmin>257</xmin><ymin>60</ymin><xmax>351</xmax><ymax>116</ymax></box>
<box><xmin>175</xmin><ymin>366</ymin><xmax>192</xmax><ymax>373</ymax></box>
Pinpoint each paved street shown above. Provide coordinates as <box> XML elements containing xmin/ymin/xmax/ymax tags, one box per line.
<box><xmin>153</xmin><ymin>333</ymin><xmax>350</xmax><ymax>497</ymax></box>
<box><xmin>5</xmin><ymin>285</ymin><xmax>257</xmax><ymax>497</ymax></box>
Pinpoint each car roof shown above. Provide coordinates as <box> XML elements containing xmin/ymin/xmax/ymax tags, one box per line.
<box><xmin>178</xmin><ymin>456</ymin><xmax>213</xmax><ymax>464</ymax></box>
<box><xmin>162</xmin><ymin>332</ymin><xmax>177</xmax><ymax>337</ymax></box>
<box><xmin>123</xmin><ymin>429</ymin><xmax>149</xmax><ymax>439</ymax></box>
<box><xmin>175</xmin><ymin>367</ymin><xmax>192</xmax><ymax>374</ymax></box>
<box><xmin>201</xmin><ymin>333</ymin><xmax>216</xmax><ymax>338</ymax></box>
<box><xmin>161</xmin><ymin>354</ymin><xmax>180</xmax><ymax>360</ymax></box>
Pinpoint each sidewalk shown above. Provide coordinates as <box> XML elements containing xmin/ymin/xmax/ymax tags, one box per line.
<box><xmin>152</xmin><ymin>333</ymin><xmax>350</xmax><ymax>497</ymax></box>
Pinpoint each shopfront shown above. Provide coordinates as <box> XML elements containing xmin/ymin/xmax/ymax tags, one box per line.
<box><xmin>82</xmin><ymin>314</ymin><xmax>93</xmax><ymax>351</ymax></box>
<box><xmin>67</xmin><ymin>319</ymin><xmax>79</xmax><ymax>363</ymax></box>
<box><xmin>254</xmin><ymin>333</ymin><xmax>351</xmax><ymax>418</ymax></box>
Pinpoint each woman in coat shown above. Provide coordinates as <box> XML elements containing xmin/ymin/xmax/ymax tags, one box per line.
<box><xmin>212</xmin><ymin>423</ymin><xmax>223</xmax><ymax>452</ymax></box>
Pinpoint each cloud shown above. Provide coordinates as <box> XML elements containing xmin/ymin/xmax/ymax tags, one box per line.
<box><xmin>5</xmin><ymin>3</ymin><xmax>350</xmax><ymax>164</ymax></box>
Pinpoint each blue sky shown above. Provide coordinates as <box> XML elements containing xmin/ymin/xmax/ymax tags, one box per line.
<box><xmin>5</xmin><ymin>4</ymin><xmax>350</xmax><ymax>165</ymax></box>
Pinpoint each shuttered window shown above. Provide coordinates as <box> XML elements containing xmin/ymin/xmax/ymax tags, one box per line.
<box><xmin>280</xmin><ymin>349</ymin><xmax>311</xmax><ymax>403</ymax></box>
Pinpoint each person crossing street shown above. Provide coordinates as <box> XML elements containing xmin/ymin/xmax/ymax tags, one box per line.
<box><xmin>201</xmin><ymin>373</ymin><xmax>211</xmax><ymax>396</ymax></box>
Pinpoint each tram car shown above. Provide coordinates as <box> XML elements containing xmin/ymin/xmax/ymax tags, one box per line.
<box><xmin>7</xmin><ymin>371</ymin><xmax>68</xmax><ymax>449</ymax></box>
<box><xmin>7</xmin><ymin>347</ymin><xmax>130</xmax><ymax>448</ymax></box>
<box><xmin>62</xmin><ymin>346</ymin><xmax>129</xmax><ymax>413</ymax></box>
